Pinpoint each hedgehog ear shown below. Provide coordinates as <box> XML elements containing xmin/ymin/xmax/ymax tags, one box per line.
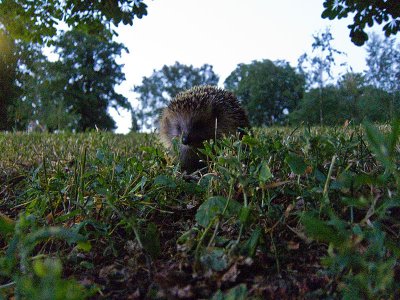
<box><xmin>161</xmin><ymin>115</ymin><xmax>170</xmax><ymax>129</ymax></box>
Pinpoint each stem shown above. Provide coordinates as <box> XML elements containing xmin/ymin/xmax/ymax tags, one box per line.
<box><xmin>270</xmin><ymin>232</ymin><xmax>280</xmax><ymax>274</ymax></box>
<box><xmin>0</xmin><ymin>281</ymin><xmax>15</xmax><ymax>290</ymax></box>
<box><xmin>207</xmin><ymin>181</ymin><xmax>235</xmax><ymax>248</ymax></box>
<box><xmin>322</xmin><ymin>154</ymin><xmax>337</xmax><ymax>204</ymax></box>
<box><xmin>80</xmin><ymin>146</ymin><xmax>87</xmax><ymax>206</ymax></box>
<box><xmin>237</xmin><ymin>189</ymin><xmax>248</xmax><ymax>243</ymax></box>
<box><xmin>43</xmin><ymin>155</ymin><xmax>55</xmax><ymax>222</ymax></box>
<box><xmin>207</xmin><ymin>220</ymin><xmax>220</xmax><ymax>248</ymax></box>
<box><xmin>195</xmin><ymin>217</ymin><xmax>217</xmax><ymax>263</ymax></box>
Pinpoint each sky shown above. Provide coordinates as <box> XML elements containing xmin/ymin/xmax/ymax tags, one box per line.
<box><xmin>109</xmin><ymin>0</ymin><xmax>384</xmax><ymax>133</ymax></box>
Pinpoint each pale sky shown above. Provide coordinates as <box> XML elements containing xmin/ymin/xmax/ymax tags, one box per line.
<box><xmin>110</xmin><ymin>0</ymin><xmax>384</xmax><ymax>133</ymax></box>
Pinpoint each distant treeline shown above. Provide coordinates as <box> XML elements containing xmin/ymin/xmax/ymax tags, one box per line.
<box><xmin>0</xmin><ymin>28</ymin><xmax>399</xmax><ymax>132</ymax></box>
<box><xmin>1</xmin><ymin>0</ymin><xmax>400</xmax><ymax>132</ymax></box>
<box><xmin>134</xmin><ymin>30</ymin><xmax>400</xmax><ymax>130</ymax></box>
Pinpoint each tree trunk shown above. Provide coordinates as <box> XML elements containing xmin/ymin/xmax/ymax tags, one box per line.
<box><xmin>319</xmin><ymin>88</ymin><xmax>323</xmax><ymax>126</ymax></box>
<box><xmin>390</xmin><ymin>93</ymin><xmax>395</xmax><ymax>120</ymax></box>
<box><xmin>0</xmin><ymin>97</ymin><xmax>8</xmax><ymax>131</ymax></box>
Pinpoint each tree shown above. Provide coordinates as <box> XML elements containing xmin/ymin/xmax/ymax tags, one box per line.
<box><xmin>134</xmin><ymin>62</ymin><xmax>219</xmax><ymax>130</ymax></box>
<box><xmin>322</xmin><ymin>0</ymin><xmax>400</xmax><ymax>46</ymax></box>
<box><xmin>289</xmin><ymin>85</ymin><xmax>348</xmax><ymax>125</ymax></box>
<box><xmin>298</xmin><ymin>28</ymin><xmax>346</xmax><ymax>125</ymax></box>
<box><xmin>359</xmin><ymin>86</ymin><xmax>393</xmax><ymax>122</ymax></box>
<box><xmin>0</xmin><ymin>0</ymin><xmax>148</xmax><ymax>44</ymax></box>
<box><xmin>290</xmin><ymin>73</ymin><xmax>394</xmax><ymax>125</ymax></box>
<box><xmin>0</xmin><ymin>29</ymin><xmax>62</xmax><ymax>131</ymax></box>
<box><xmin>337</xmin><ymin>72</ymin><xmax>365</xmax><ymax>123</ymax></box>
<box><xmin>1</xmin><ymin>38</ymin><xmax>80</xmax><ymax>132</ymax></box>
<box><xmin>0</xmin><ymin>29</ymin><xmax>18</xmax><ymax>130</ymax></box>
<box><xmin>49</xmin><ymin>29</ymin><xmax>130</xmax><ymax>131</ymax></box>
<box><xmin>4</xmin><ymin>29</ymin><xmax>129</xmax><ymax>132</ymax></box>
<box><xmin>224</xmin><ymin>59</ymin><xmax>304</xmax><ymax>126</ymax></box>
<box><xmin>365</xmin><ymin>34</ymin><xmax>400</xmax><ymax>92</ymax></box>
<box><xmin>130</xmin><ymin>110</ymin><xmax>140</xmax><ymax>132</ymax></box>
<box><xmin>365</xmin><ymin>34</ymin><xmax>400</xmax><ymax>119</ymax></box>
<box><xmin>7</xmin><ymin>41</ymin><xmax>45</xmax><ymax>130</ymax></box>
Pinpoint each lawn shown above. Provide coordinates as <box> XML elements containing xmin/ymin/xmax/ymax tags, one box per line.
<box><xmin>0</xmin><ymin>124</ymin><xmax>399</xmax><ymax>299</ymax></box>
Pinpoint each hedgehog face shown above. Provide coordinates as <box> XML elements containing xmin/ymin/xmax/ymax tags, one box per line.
<box><xmin>162</xmin><ymin>106</ymin><xmax>217</xmax><ymax>149</ymax></box>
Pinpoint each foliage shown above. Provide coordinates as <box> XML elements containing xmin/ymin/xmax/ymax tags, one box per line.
<box><xmin>290</xmin><ymin>73</ymin><xmax>397</xmax><ymax>125</ymax></box>
<box><xmin>1</xmin><ymin>123</ymin><xmax>399</xmax><ymax>298</ymax></box>
<box><xmin>133</xmin><ymin>62</ymin><xmax>219</xmax><ymax>130</ymax></box>
<box><xmin>0</xmin><ymin>213</ymin><xmax>92</xmax><ymax>299</ymax></box>
<box><xmin>290</xmin><ymin>85</ymin><xmax>349</xmax><ymax>125</ymax></box>
<box><xmin>292</xmin><ymin>33</ymin><xmax>400</xmax><ymax>125</ymax></box>
<box><xmin>365</xmin><ymin>34</ymin><xmax>400</xmax><ymax>93</ymax></box>
<box><xmin>0</xmin><ymin>0</ymin><xmax>148</xmax><ymax>44</ymax></box>
<box><xmin>224</xmin><ymin>59</ymin><xmax>304</xmax><ymax>126</ymax></box>
<box><xmin>130</xmin><ymin>111</ymin><xmax>141</xmax><ymax>132</ymax></box>
<box><xmin>50</xmin><ymin>29</ymin><xmax>130</xmax><ymax>132</ymax></box>
<box><xmin>9</xmin><ymin>41</ymin><xmax>46</xmax><ymax>130</ymax></box>
<box><xmin>2</xmin><ymin>28</ymin><xmax>129</xmax><ymax>132</ymax></box>
<box><xmin>360</xmin><ymin>86</ymin><xmax>395</xmax><ymax>122</ymax></box>
<box><xmin>0</xmin><ymin>29</ymin><xmax>19</xmax><ymax>130</ymax></box>
<box><xmin>303</xmin><ymin>120</ymin><xmax>400</xmax><ymax>298</ymax></box>
<box><xmin>297</xmin><ymin>28</ymin><xmax>346</xmax><ymax>125</ymax></box>
<box><xmin>336</xmin><ymin>72</ymin><xmax>365</xmax><ymax>123</ymax></box>
<box><xmin>298</xmin><ymin>28</ymin><xmax>346</xmax><ymax>89</ymax></box>
<box><xmin>364</xmin><ymin>34</ymin><xmax>400</xmax><ymax>121</ymax></box>
<box><xmin>7</xmin><ymin>40</ymin><xmax>79</xmax><ymax>132</ymax></box>
<box><xmin>322</xmin><ymin>0</ymin><xmax>400</xmax><ymax>46</ymax></box>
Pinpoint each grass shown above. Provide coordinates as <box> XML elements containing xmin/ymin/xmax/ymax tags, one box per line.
<box><xmin>0</xmin><ymin>123</ymin><xmax>399</xmax><ymax>299</ymax></box>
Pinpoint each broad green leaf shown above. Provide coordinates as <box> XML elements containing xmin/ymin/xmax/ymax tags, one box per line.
<box><xmin>285</xmin><ymin>153</ymin><xmax>307</xmax><ymax>175</ymax></box>
<box><xmin>241</xmin><ymin>227</ymin><xmax>262</xmax><ymax>257</ymax></box>
<box><xmin>301</xmin><ymin>213</ymin><xmax>343</xmax><ymax>246</ymax></box>
<box><xmin>364</xmin><ymin>121</ymin><xmax>393</xmax><ymax>170</ymax></box>
<box><xmin>23</xmin><ymin>227</ymin><xmax>87</xmax><ymax>255</ymax></box>
<box><xmin>211</xmin><ymin>284</ymin><xmax>248</xmax><ymax>300</ymax></box>
<box><xmin>33</xmin><ymin>258</ymin><xmax>62</xmax><ymax>278</ymax></box>
<box><xmin>258</xmin><ymin>161</ymin><xmax>273</xmax><ymax>182</ymax></box>
<box><xmin>96</xmin><ymin>149</ymin><xmax>105</xmax><ymax>162</ymax></box>
<box><xmin>241</xmin><ymin>135</ymin><xmax>259</xmax><ymax>147</ymax></box>
<box><xmin>200</xmin><ymin>248</ymin><xmax>227</xmax><ymax>271</ymax></box>
<box><xmin>154</xmin><ymin>175</ymin><xmax>177</xmax><ymax>189</ymax></box>
<box><xmin>218</xmin><ymin>156</ymin><xmax>241</xmax><ymax>169</ymax></box>
<box><xmin>77</xmin><ymin>241</ymin><xmax>92</xmax><ymax>252</ymax></box>
<box><xmin>388</xmin><ymin>118</ymin><xmax>400</xmax><ymax>153</ymax></box>
<box><xmin>196</xmin><ymin>196</ymin><xmax>242</xmax><ymax>228</ymax></box>
<box><xmin>239</xmin><ymin>207</ymin><xmax>251</xmax><ymax>225</ymax></box>
<box><xmin>341</xmin><ymin>196</ymin><xmax>369</xmax><ymax>209</ymax></box>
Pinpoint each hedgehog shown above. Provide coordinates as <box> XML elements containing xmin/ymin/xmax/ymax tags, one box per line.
<box><xmin>159</xmin><ymin>85</ymin><xmax>249</xmax><ymax>173</ymax></box>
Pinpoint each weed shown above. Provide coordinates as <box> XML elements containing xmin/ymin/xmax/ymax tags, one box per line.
<box><xmin>0</xmin><ymin>125</ymin><xmax>399</xmax><ymax>298</ymax></box>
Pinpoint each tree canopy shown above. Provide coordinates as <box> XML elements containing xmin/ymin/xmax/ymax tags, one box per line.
<box><xmin>51</xmin><ymin>29</ymin><xmax>130</xmax><ymax>131</ymax></box>
<box><xmin>224</xmin><ymin>59</ymin><xmax>304</xmax><ymax>126</ymax></box>
<box><xmin>297</xmin><ymin>28</ymin><xmax>346</xmax><ymax>125</ymax></box>
<box><xmin>290</xmin><ymin>75</ymin><xmax>396</xmax><ymax>125</ymax></box>
<box><xmin>322</xmin><ymin>0</ymin><xmax>400</xmax><ymax>46</ymax></box>
<box><xmin>365</xmin><ymin>33</ymin><xmax>400</xmax><ymax>93</ymax></box>
<box><xmin>134</xmin><ymin>62</ymin><xmax>219</xmax><ymax>130</ymax></box>
<box><xmin>0</xmin><ymin>0</ymin><xmax>148</xmax><ymax>43</ymax></box>
<box><xmin>290</xmin><ymin>34</ymin><xmax>400</xmax><ymax>126</ymax></box>
<box><xmin>7</xmin><ymin>39</ymin><xmax>53</xmax><ymax>130</ymax></box>
<box><xmin>5</xmin><ymin>29</ymin><xmax>130</xmax><ymax>132</ymax></box>
<box><xmin>0</xmin><ymin>29</ymin><xmax>18</xmax><ymax>130</ymax></box>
